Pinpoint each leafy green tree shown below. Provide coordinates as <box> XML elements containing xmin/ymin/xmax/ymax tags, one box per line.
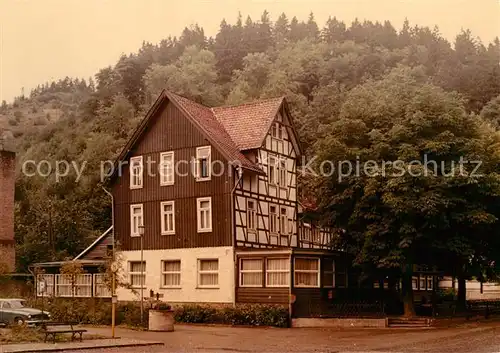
<box><xmin>314</xmin><ymin>67</ymin><xmax>500</xmax><ymax>316</ymax></box>
<box><xmin>144</xmin><ymin>46</ymin><xmax>222</xmax><ymax>105</ymax></box>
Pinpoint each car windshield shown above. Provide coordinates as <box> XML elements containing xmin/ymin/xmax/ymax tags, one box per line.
<box><xmin>9</xmin><ymin>300</ymin><xmax>25</xmax><ymax>309</ymax></box>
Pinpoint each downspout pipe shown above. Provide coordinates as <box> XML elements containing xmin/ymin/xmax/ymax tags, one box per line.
<box><xmin>230</xmin><ymin>166</ymin><xmax>244</xmax><ymax>307</ymax></box>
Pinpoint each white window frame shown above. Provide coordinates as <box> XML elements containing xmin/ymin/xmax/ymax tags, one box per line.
<box><xmin>426</xmin><ymin>276</ymin><xmax>433</xmax><ymax>291</ymax></box>
<box><xmin>161</xmin><ymin>260</ymin><xmax>181</xmax><ymax>288</ymax></box>
<box><xmin>55</xmin><ymin>274</ymin><xmax>73</xmax><ymax>297</ymax></box>
<box><xmin>239</xmin><ymin>258</ymin><xmax>263</xmax><ymax>288</ymax></box>
<box><xmin>279</xmin><ymin>159</ymin><xmax>287</xmax><ymax>187</ymax></box>
<box><xmin>265</xmin><ymin>258</ymin><xmax>290</xmax><ymax>288</ymax></box>
<box><xmin>197</xmin><ymin>259</ymin><xmax>219</xmax><ymax>288</ymax></box>
<box><xmin>269</xmin><ymin>205</ymin><xmax>278</xmax><ymax>234</ymax></box>
<box><xmin>74</xmin><ymin>274</ymin><xmax>92</xmax><ymax>298</ymax></box>
<box><xmin>271</xmin><ymin>122</ymin><xmax>283</xmax><ymax>140</ymax></box>
<box><xmin>280</xmin><ymin>207</ymin><xmax>288</xmax><ymax>236</ymax></box>
<box><xmin>197</xmin><ymin>197</ymin><xmax>212</xmax><ymax>233</ymax></box>
<box><xmin>93</xmin><ymin>274</ymin><xmax>111</xmax><ymax>297</ymax></box>
<box><xmin>247</xmin><ymin>199</ymin><xmax>257</xmax><ymax>233</ymax></box>
<box><xmin>159</xmin><ymin>151</ymin><xmax>174</xmax><ymax>186</ymax></box>
<box><xmin>130</xmin><ymin>204</ymin><xmax>143</xmax><ymax>237</ymax></box>
<box><xmin>129</xmin><ymin>156</ymin><xmax>143</xmax><ymax>189</ymax></box>
<box><xmin>294</xmin><ymin>257</ymin><xmax>320</xmax><ymax>288</ymax></box>
<box><xmin>412</xmin><ymin>276</ymin><xmax>419</xmax><ymax>290</ymax></box>
<box><xmin>160</xmin><ymin>201</ymin><xmax>175</xmax><ymax>235</ymax></box>
<box><xmin>195</xmin><ymin>146</ymin><xmax>211</xmax><ymax>181</ymax></box>
<box><xmin>37</xmin><ymin>274</ymin><xmax>55</xmax><ymax>297</ymax></box>
<box><xmin>129</xmin><ymin>261</ymin><xmax>146</xmax><ymax>289</ymax></box>
<box><xmin>268</xmin><ymin>155</ymin><xmax>278</xmax><ymax>185</ymax></box>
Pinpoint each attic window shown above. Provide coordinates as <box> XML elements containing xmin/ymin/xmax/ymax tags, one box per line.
<box><xmin>271</xmin><ymin>122</ymin><xmax>284</xmax><ymax>140</ymax></box>
<box><xmin>196</xmin><ymin>146</ymin><xmax>211</xmax><ymax>181</ymax></box>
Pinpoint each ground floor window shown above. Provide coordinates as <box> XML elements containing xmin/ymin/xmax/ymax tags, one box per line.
<box><xmin>266</xmin><ymin>258</ymin><xmax>290</xmax><ymax>287</ymax></box>
<box><xmin>161</xmin><ymin>260</ymin><xmax>181</xmax><ymax>288</ymax></box>
<box><xmin>129</xmin><ymin>261</ymin><xmax>146</xmax><ymax>288</ymax></box>
<box><xmin>322</xmin><ymin>259</ymin><xmax>335</xmax><ymax>287</ymax></box>
<box><xmin>36</xmin><ymin>274</ymin><xmax>55</xmax><ymax>296</ymax></box>
<box><xmin>198</xmin><ymin>259</ymin><xmax>219</xmax><ymax>288</ymax></box>
<box><xmin>93</xmin><ymin>274</ymin><xmax>111</xmax><ymax>297</ymax></box>
<box><xmin>239</xmin><ymin>258</ymin><xmax>263</xmax><ymax>287</ymax></box>
<box><xmin>55</xmin><ymin>274</ymin><xmax>73</xmax><ymax>297</ymax></box>
<box><xmin>294</xmin><ymin>257</ymin><xmax>320</xmax><ymax>287</ymax></box>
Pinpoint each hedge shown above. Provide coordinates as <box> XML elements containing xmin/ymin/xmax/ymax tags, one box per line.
<box><xmin>26</xmin><ymin>298</ymin><xmax>289</xmax><ymax>328</ymax></box>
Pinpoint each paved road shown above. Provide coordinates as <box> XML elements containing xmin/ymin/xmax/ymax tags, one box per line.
<box><xmin>57</xmin><ymin>322</ymin><xmax>500</xmax><ymax>353</ymax></box>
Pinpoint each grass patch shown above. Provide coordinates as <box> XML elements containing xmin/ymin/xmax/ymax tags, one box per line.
<box><xmin>0</xmin><ymin>326</ymin><xmax>105</xmax><ymax>344</ymax></box>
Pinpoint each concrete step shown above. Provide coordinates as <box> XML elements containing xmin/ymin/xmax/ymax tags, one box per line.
<box><xmin>388</xmin><ymin>317</ymin><xmax>432</xmax><ymax>328</ymax></box>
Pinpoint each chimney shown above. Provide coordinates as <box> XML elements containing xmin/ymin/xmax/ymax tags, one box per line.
<box><xmin>0</xmin><ymin>146</ymin><xmax>16</xmax><ymax>272</ymax></box>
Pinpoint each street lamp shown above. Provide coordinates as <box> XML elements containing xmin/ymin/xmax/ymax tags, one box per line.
<box><xmin>138</xmin><ymin>224</ymin><xmax>145</xmax><ymax>327</ymax></box>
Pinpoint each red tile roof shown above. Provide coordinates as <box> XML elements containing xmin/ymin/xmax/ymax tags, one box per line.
<box><xmin>167</xmin><ymin>92</ymin><xmax>271</xmax><ymax>174</ymax></box>
<box><xmin>212</xmin><ymin>97</ymin><xmax>285</xmax><ymax>150</ymax></box>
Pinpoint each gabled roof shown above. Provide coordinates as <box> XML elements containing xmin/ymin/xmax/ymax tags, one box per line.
<box><xmin>167</xmin><ymin>92</ymin><xmax>263</xmax><ymax>174</ymax></box>
<box><xmin>212</xmin><ymin>97</ymin><xmax>285</xmax><ymax>150</ymax></box>
<box><xmin>74</xmin><ymin>226</ymin><xmax>113</xmax><ymax>260</ymax></box>
<box><xmin>112</xmin><ymin>90</ymin><xmax>301</xmax><ymax>180</ymax></box>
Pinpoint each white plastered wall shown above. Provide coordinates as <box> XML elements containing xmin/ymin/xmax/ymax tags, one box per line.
<box><xmin>116</xmin><ymin>246</ymin><xmax>235</xmax><ymax>303</ymax></box>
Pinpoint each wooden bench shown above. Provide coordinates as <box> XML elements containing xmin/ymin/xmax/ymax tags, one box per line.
<box><xmin>41</xmin><ymin>322</ymin><xmax>87</xmax><ymax>343</ymax></box>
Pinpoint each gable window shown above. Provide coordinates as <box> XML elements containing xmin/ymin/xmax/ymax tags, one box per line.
<box><xmin>161</xmin><ymin>260</ymin><xmax>181</xmax><ymax>288</ymax></box>
<box><xmin>294</xmin><ymin>258</ymin><xmax>320</xmax><ymax>288</ymax></box>
<box><xmin>279</xmin><ymin>159</ymin><xmax>287</xmax><ymax>187</ymax></box>
<box><xmin>280</xmin><ymin>207</ymin><xmax>288</xmax><ymax>235</ymax></box>
<box><xmin>266</xmin><ymin>258</ymin><xmax>290</xmax><ymax>287</ymax></box>
<box><xmin>412</xmin><ymin>276</ymin><xmax>419</xmax><ymax>290</ymax></box>
<box><xmin>239</xmin><ymin>258</ymin><xmax>263</xmax><ymax>287</ymax></box>
<box><xmin>269</xmin><ymin>205</ymin><xmax>278</xmax><ymax>234</ymax></box>
<box><xmin>160</xmin><ymin>201</ymin><xmax>175</xmax><ymax>235</ymax></box>
<box><xmin>130</xmin><ymin>156</ymin><xmax>143</xmax><ymax>189</ymax></box>
<box><xmin>196</xmin><ymin>146</ymin><xmax>211</xmax><ymax>181</ymax></box>
<box><xmin>160</xmin><ymin>151</ymin><xmax>174</xmax><ymax>186</ymax></box>
<box><xmin>198</xmin><ymin>259</ymin><xmax>219</xmax><ymax>287</ymax></box>
<box><xmin>322</xmin><ymin>260</ymin><xmax>336</xmax><ymax>288</ymax></box>
<box><xmin>130</xmin><ymin>204</ymin><xmax>143</xmax><ymax>237</ymax></box>
<box><xmin>247</xmin><ymin>199</ymin><xmax>257</xmax><ymax>232</ymax></box>
<box><xmin>268</xmin><ymin>155</ymin><xmax>278</xmax><ymax>185</ymax></box>
<box><xmin>197</xmin><ymin>197</ymin><xmax>212</xmax><ymax>232</ymax></box>
<box><xmin>271</xmin><ymin>122</ymin><xmax>283</xmax><ymax>140</ymax></box>
<box><xmin>129</xmin><ymin>261</ymin><xmax>146</xmax><ymax>288</ymax></box>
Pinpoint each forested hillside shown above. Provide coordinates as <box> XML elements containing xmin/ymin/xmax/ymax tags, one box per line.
<box><xmin>0</xmin><ymin>12</ymin><xmax>499</xmax><ymax>272</ymax></box>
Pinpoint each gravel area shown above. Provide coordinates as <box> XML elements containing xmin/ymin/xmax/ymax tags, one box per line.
<box><xmin>30</xmin><ymin>321</ymin><xmax>500</xmax><ymax>353</ymax></box>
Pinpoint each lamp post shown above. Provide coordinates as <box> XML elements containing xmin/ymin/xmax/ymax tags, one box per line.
<box><xmin>138</xmin><ymin>224</ymin><xmax>145</xmax><ymax>327</ymax></box>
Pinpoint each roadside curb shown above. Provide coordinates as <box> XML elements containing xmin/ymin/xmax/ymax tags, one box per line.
<box><xmin>1</xmin><ymin>339</ymin><xmax>164</xmax><ymax>353</ymax></box>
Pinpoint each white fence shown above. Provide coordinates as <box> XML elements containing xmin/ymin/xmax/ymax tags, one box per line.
<box><xmin>36</xmin><ymin>273</ymin><xmax>111</xmax><ymax>298</ymax></box>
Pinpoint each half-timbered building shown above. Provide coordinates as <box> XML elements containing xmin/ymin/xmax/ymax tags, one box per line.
<box><xmin>103</xmin><ymin>89</ymin><xmax>344</xmax><ymax>315</ymax></box>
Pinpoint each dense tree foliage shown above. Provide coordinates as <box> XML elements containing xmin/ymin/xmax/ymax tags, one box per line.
<box><xmin>0</xmin><ymin>12</ymin><xmax>498</xmax><ymax>312</ymax></box>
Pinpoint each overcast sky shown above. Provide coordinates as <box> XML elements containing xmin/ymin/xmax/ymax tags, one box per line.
<box><xmin>0</xmin><ymin>0</ymin><xmax>499</xmax><ymax>103</ymax></box>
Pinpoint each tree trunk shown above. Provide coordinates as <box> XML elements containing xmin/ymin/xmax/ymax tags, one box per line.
<box><xmin>401</xmin><ymin>264</ymin><xmax>415</xmax><ymax>317</ymax></box>
<box><xmin>457</xmin><ymin>275</ymin><xmax>467</xmax><ymax>311</ymax></box>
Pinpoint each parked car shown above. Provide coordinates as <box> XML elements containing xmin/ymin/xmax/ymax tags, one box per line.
<box><xmin>0</xmin><ymin>298</ymin><xmax>50</xmax><ymax>326</ymax></box>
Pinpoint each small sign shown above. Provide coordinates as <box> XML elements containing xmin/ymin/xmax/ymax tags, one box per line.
<box><xmin>111</xmin><ymin>296</ymin><xmax>118</xmax><ymax>304</ymax></box>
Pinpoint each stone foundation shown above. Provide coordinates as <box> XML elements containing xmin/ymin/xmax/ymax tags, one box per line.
<box><xmin>292</xmin><ymin>318</ymin><xmax>388</xmax><ymax>328</ymax></box>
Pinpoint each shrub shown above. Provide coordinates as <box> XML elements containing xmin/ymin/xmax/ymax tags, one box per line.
<box><xmin>174</xmin><ymin>304</ymin><xmax>289</xmax><ymax>327</ymax></box>
<box><xmin>25</xmin><ymin>299</ymin><xmax>288</xmax><ymax>328</ymax></box>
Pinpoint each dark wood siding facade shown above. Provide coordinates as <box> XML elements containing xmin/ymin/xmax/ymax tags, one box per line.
<box><xmin>291</xmin><ymin>252</ymin><xmax>352</xmax><ymax>318</ymax></box>
<box><xmin>82</xmin><ymin>236</ymin><xmax>112</xmax><ymax>260</ymax></box>
<box><xmin>235</xmin><ymin>252</ymin><xmax>290</xmax><ymax>305</ymax></box>
<box><xmin>112</xmin><ymin>100</ymin><xmax>233</xmax><ymax>251</ymax></box>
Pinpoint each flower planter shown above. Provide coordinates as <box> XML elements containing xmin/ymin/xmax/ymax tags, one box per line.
<box><xmin>148</xmin><ymin>309</ymin><xmax>175</xmax><ymax>331</ymax></box>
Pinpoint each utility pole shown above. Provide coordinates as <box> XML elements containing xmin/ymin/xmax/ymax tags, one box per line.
<box><xmin>102</xmin><ymin>187</ymin><xmax>116</xmax><ymax>338</ymax></box>
<box><xmin>138</xmin><ymin>225</ymin><xmax>145</xmax><ymax>327</ymax></box>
